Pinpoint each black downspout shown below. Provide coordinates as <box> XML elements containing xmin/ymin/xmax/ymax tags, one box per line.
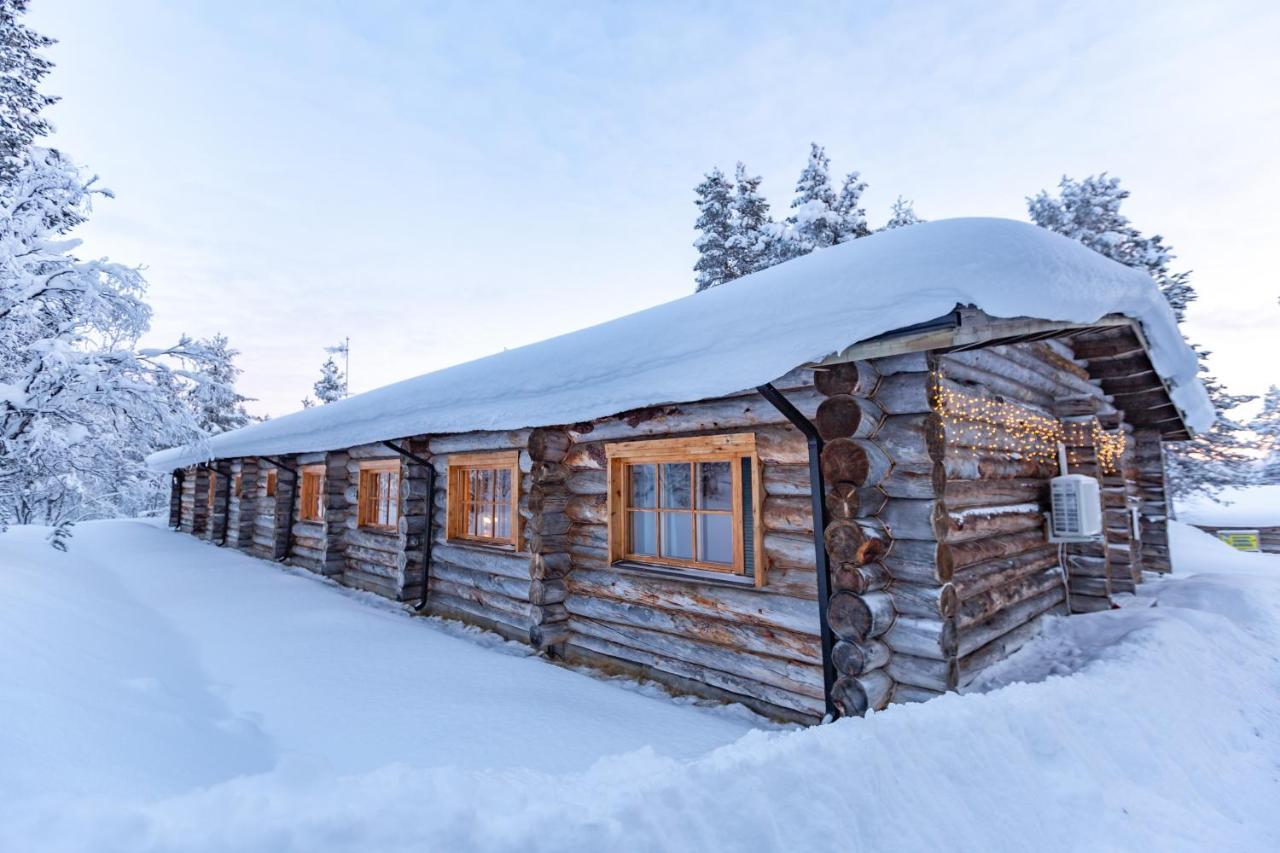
<box><xmin>757</xmin><ymin>383</ymin><xmax>839</xmax><ymax>721</ymax></box>
<box><xmin>261</xmin><ymin>456</ymin><xmax>299</xmax><ymax>562</ymax></box>
<box><xmin>382</xmin><ymin>441</ymin><xmax>435</xmax><ymax>610</ymax></box>
<box><xmin>206</xmin><ymin>464</ymin><xmax>233</xmax><ymax>546</ymax></box>
<box><xmin>171</xmin><ymin>469</ymin><xmax>184</xmax><ymax>529</ymax></box>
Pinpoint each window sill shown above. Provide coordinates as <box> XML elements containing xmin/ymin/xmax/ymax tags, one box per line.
<box><xmin>445</xmin><ymin>538</ymin><xmax>520</xmax><ymax>554</ymax></box>
<box><xmin>611</xmin><ymin>560</ymin><xmax>757</xmax><ymax>589</ymax></box>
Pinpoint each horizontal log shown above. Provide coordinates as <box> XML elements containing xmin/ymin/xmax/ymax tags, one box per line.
<box><xmin>814</xmin><ymin>361</ymin><xmax>879</xmax><ymax>397</ymax></box>
<box><xmin>576</xmin><ymin>388</ymin><xmax>822</xmax><ymax>443</ymax></box>
<box><xmin>821</xmin><ymin>438</ymin><xmax>891</xmax><ymax>488</ymax></box>
<box><xmin>832</xmin><ymin>639</ymin><xmax>891</xmax><ymax>676</ymax></box>
<box><xmin>568</xmin><ymin>567</ymin><xmax>820</xmax><ymax>635</ymax></box>
<box><xmin>958</xmin><ymin>612</ymin><xmax>1048</xmax><ymax>687</ymax></box>
<box><xmin>815</xmin><ymin>394</ymin><xmax>883</xmax><ymax>440</ymax></box>
<box><xmin>891</xmin><ymin>683</ymin><xmax>944</xmax><ymax>705</ymax></box>
<box><xmin>762</xmin><ymin>496</ymin><xmax>813</xmax><ymax>535</ymax></box>
<box><xmin>429</xmin><ymin>592</ymin><xmax>536</xmax><ymax>634</ymax></box>
<box><xmin>566</xmin><ymin>469</ymin><xmax>607</xmax><ymax>496</ymax></box>
<box><xmin>563</xmin><ymin>594</ymin><xmax>821</xmax><ymax>664</ymax></box>
<box><xmin>883</xmin><ymin>614</ymin><xmax>958</xmax><ymax>660</ymax></box>
<box><xmin>947</xmin><ymin>530</ymin><xmax>1049</xmax><ymax>571</ymax></box>
<box><xmin>564</xmin><ymin>494</ymin><xmax>607</xmax><ymax>525</ymax></box>
<box><xmin>433</xmin><ymin>559</ymin><xmax>532</xmax><ymax>602</ymax></box>
<box><xmin>344</xmin><ymin>544</ymin><xmax>405</xmax><ymax>573</ymax></box>
<box><xmin>873</xmin><ymin>371</ymin><xmax>935</xmax><ymax>415</ymax></box>
<box><xmin>887</xmin><ymin>652</ymin><xmax>958</xmax><ymax>692</ymax></box>
<box><xmin>891</xmin><ymin>581</ymin><xmax>958</xmax><ymax>620</ymax></box>
<box><xmin>827</xmin><ymin>590</ymin><xmax>896</xmax><ymax>641</ymax></box>
<box><xmin>563</xmin><ymin>442</ymin><xmax>607</xmax><ymax>471</ymax></box>
<box><xmin>763</xmin><ymin>532</ymin><xmax>817</xmax><ymax>571</ymax></box>
<box><xmin>763</xmin><ymin>463</ymin><xmax>809</xmax><ymax>496</ymax></box>
<box><xmin>832</xmin><ymin>669</ymin><xmax>892</xmax><ymax>716</ymax></box>
<box><xmin>566</xmin><ymin>632</ymin><xmax>822</xmax><ymax>717</ymax></box>
<box><xmin>569</xmin><ymin>616</ymin><xmax>825</xmax><ymax>698</ymax></box>
<box><xmin>957</xmin><ymin>586</ymin><xmax>1064</xmax><ymax>658</ymax></box>
<box><xmin>882</xmin><ymin>538</ymin><xmax>953</xmax><ymax>584</ymax></box>
<box><xmin>831</xmin><ymin>561</ymin><xmax>890</xmax><ymax>595</ymax></box>
<box><xmin>429</xmin><ymin>542</ymin><xmax>531</xmax><ymax>581</ymax></box>
<box><xmin>958</xmin><ymin>566</ymin><xmax>1064</xmax><ymax>630</ymax></box>
<box><xmin>940</xmin><ymin>507</ymin><xmax>1044</xmax><ymax>544</ymax></box>
<box><xmin>763</xmin><ymin>566</ymin><xmax>819</xmax><ymax>600</ymax></box>
<box><xmin>950</xmin><ymin>546</ymin><xmax>1059</xmax><ymax>601</ymax></box>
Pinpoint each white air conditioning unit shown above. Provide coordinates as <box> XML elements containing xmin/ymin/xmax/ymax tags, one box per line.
<box><xmin>1048</xmin><ymin>474</ymin><xmax>1103</xmax><ymax>542</ymax></box>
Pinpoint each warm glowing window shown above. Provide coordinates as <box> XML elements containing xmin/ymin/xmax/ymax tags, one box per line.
<box><xmin>206</xmin><ymin>473</ymin><xmax>216</xmax><ymax>509</ymax></box>
<box><xmin>299</xmin><ymin>465</ymin><xmax>325</xmax><ymax>521</ymax></box>
<box><xmin>358</xmin><ymin>459</ymin><xmax>401</xmax><ymax>531</ymax></box>
<box><xmin>606</xmin><ymin>434</ymin><xmax>761</xmax><ymax>582</ymax></box>
<box><xmin>233</xmin><ymin>473</ymin><xmax>243</xmax><ymax>498</ymax></box>
<box><xmin>265</xmin><ymin>469</ymin><xmax>278</xmax><ymax>497</ymax></box>
<box><xmin>447</xmin><ymin>451</ymin><xmax>519</xmax><ymax>547</ymax></box>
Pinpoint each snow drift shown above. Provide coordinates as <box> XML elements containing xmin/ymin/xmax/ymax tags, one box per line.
<box><xmin>1176</xmin><ymin>483</ymin><xmax>1280</xmax><ymax>527</ymax></box>
<box><xmin>2</xmin><ymin>520</ymin><xmax>1278</xmax><ymax>852</ymax></box>
<box><xmin>146</xmin><ymin>218</ymin><xmax>1212</xmax><ymax>471</ymax></box>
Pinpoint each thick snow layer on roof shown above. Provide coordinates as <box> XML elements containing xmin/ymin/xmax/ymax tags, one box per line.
<box><xmin>1177</xmin><ymin>485</ymin><xmax>1280</xmax><ymax>527</ymax></box>
<box><xmin>148</xmin><ymin>218</ymin><xmax>1213</xmax><ymax>471</ymax></box>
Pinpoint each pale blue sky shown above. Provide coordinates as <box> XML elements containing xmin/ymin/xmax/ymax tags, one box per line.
<box><xmin>32</xmin><ymin>0</ymin><xmax>1280</xmax><ymax>416</ymax></box>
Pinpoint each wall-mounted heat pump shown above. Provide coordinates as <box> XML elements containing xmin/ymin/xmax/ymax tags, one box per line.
<box><xmin>1048</xmin><ymin>474</ymin><xmax>1103</xmax><ymax>542</ymax></box>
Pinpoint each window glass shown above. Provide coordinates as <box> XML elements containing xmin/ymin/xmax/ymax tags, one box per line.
<box><xmin>629</xmin><ymin>511</ymin><xmax>657</xmax><ymax>556</ymax></box>
<box><xmin>628</xmin><ymin>464</ymin><xmax>656</xmax><ymax>508</ymax></box>
<box><xmin>660</xmin><ymin>511</ymin><xmax>694</xmax><ymax>560</ymax></box>
<box><xmin>697</xmin><ymin>461</ymin><xmax>732</xmax><ymax>511</ymax></box>
<box><xmin>660</xmin><ymin>462</ymin><xmax>692</xmax><ymax>509</ymax></box>
<box><xmin>697</xmin><ymin>514</ymin><xmax>733</xmax><ymax>564</ymax></box>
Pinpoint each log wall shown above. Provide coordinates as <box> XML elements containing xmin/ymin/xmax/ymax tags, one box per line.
<box><xmin>178</xmin><ymin>465</ymin><xmax>199</xmax><ymax>534</ymax></box>
<box><xmin>225</xmin><ymin>458</ymin><xmax>258</xmax><ymax>549</ymax></box>
<box><xmin>338</xmin><ymin>443</ymin><xmax>428</xmax><ymax>603</ymax></box>
<box><xmin>1133</xmin><ymin>429</ymin><xmax>1173</xmax><ymax>572</ymax></box>
<box><xmin>555</xmin><ymin>380</ymin><xmax>828</xmax><ymax>722</ymax></box>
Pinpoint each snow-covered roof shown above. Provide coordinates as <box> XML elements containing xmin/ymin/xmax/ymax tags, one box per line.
<box><xmin>147</xmin><ymin>218</ymin><xmax>1213</xmax><ymax>471</ymax></box>
<box><xmin>1177</xmin><ymin>485</ymin><xmax>1280</xmax><ymax>527</ymax></box>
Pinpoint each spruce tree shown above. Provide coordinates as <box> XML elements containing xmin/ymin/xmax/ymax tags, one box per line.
<box><xmin>785</xmin><ymin>143</ymin><xmax>840</xmax><ymax>253</ymax></box>
<box><xmin>0</xmin><ymin>0</ymin><xmax>56</xmax><ymax>176</ymax></box>
<box><xmin>185</xmin><ymin>333</ymin><xmax>253</xmax><ymax>434</ymax></box>
<box><xmin>692</xmin><ymin>167</ymin><xmax>735</xmax><ymax>292</ymax></box>
<box><xmin>311</xmin><ymin>355</ymin><xmax>346</xmax><ymax>404</ymax></box>
<box><xmin>725</xmin><ymin>161</ymin><xmax>773</xmax><ymax>277</ymax></box>
<box><xmin>881</xmin><ymin>196</ymin><xmax>923</xmax><ymax>231</ymax></box>
<box><xmin>1029</xmin><ymin>173</ymin><xmax>1255</xmax><ymax>498</ymax></box>
<box><xmin>833</xmin><ymin>171</ymin><xmax>870</xmax><ymax>243</ymax></box>
<box><xmin>1251</xmin><ymin>385</ymin><xmax>1280</xmax><ymax>484</ymax></box>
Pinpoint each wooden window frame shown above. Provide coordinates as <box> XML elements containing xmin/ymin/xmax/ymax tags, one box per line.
<box><xmin>233</xmin><ymin>473</ymin><xmax>243</xmax><ymax>498</ymax></box>
<box><xmin>265</xmin><ymin>468</ymin><xmax>277</xmax><ymax>498</ymax></box>
<box><xmin>606</xmin><ymin>433</ymin><xmax>765</xmax><ymax>586</ymax></box>
<box><xmin>357</xmin><ymin>458</ymin><xmax>401</xmax><ymax>532</ymax></box>
<box><xmin>299</xmin><ymin>464</ymin><xmax>326</xmax><ymax>522</ymax></box>
<box><xmin>446</xmin><ymin>450</ymin><xmax>520</xmax><ymax>549</ymax></box>
<box><xmin>206</xmin><ymin>472</ymin><xmax>216</xmax><ymax>509</ymax></box>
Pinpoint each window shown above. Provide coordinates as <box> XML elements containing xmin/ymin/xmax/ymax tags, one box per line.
<box><xmin>358</xmin><ymin>459</ymin><xmax>401</xmax><ymax>531</ymax></box>
<box><xmin>233</xmin><ymin>473</ymin><xmax>243</xmax><ymax>498</ymax></box>
<box><xmin>606</xmin><ymin>434</ymin><xmax>762</xmax><ymax>583</ymax></box>
<box><xmin>446</xmin><ymin>450</ymin><xmax>519</xmax><ymax>547</ymax></box>
<box><xmin>206</xmin><ymin>473</ymin><xmax>216</xmax><ymax>509</ymax></box>
<box><xmin>299</xmin><ymin>465</ymin><xmax>325</xmax><ymax>521</ymax></box>
<box><xmin>265</xmin><ymin>469</ymin><xmax>277</xmax><ymax>498</ymax></box>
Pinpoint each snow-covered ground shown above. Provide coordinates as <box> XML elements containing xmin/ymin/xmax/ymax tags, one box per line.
<box><xmin>2</xmin><ymin>519</ymin><xmax>1279</xmax><ymax>852</ymax></box>
<box><xmin>1177</xmin><ymin>483</ymin><xmax>1280</xmax><ymax>528</ymax></box>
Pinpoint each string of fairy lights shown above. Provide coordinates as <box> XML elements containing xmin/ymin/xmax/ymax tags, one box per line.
<box><xmin>929</xmin><ymin>369</ymin><xmax>1127</xmax><ymax>473</ymax></box>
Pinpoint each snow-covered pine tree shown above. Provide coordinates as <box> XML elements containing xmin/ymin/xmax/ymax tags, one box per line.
<box><xmin>0</xmin><ymin>0</ymin><xmax>56</xmax><ymax>177</ymax></box>
<box><xmin>833</xmin><ymin>170</ymin><xmax>870</xmax><ymax>243</ymax></box>
<box><xmin>692</xmin><ymin>167</ymin><xmax>735</xmax><ymax>292</ymax></box>
<box><xmin>185</xmin><ymin>333</ymin><xmax>252</xmax><ymax>434</ymax></box>
<box><xmin>1251</xmin><ymin>385</ymin><xmax>1280</xmax><ymax>484</ymax></box>
<box><xmin>1029</xmin><ymin>173</ymin><xmax>1255</xmax><ymax>499</ymax></box>
<box><xmin>784</xmin><ymin>143</ymin><xmax>840</xmax><ymax>255</ymax></box>
<box><xmin>0</xmin><ymin>149</ymin><xmax>210</xmax><ymax>529</ymax></box>
<box><xmin>880</xmin><ymin>196</ymin><xmax>923</xmax><ymax>231</ymax></box>
<box><xmin>311</xmin><ymin>355</ymin><xmax>346</xmax><ymax>404</ymax></box>
<box><xmin>725</xmin><ymin>162</ymin><xmax>774</xmax><ymax>277</ymax></box>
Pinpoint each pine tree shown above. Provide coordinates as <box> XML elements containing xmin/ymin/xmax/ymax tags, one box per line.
<box><xmin>1029</xmin><ymin>173</ymin><xmax>1255</xmax><ymax>499</ymax></box>
<box><xmin>0</xmin><ymin>1</ymin><xmax>57</xmax><ymax>177</ymax></box>
<box><xmin>311</xmin><ymin>355</ymin><xmax>346</xmax><ymax>405</ymax></box>
<box><xmin>785</xmin><ymin>143</ymin><xmax>840</xmax><ymax>254</ymax></box>
<box><xmin>184</xmin><ymin>333</ymin><xmax>253</xmax><ymax>434</ymax></box>
<box><xmin>725</xmin><ymin>161</ymin><xmax>773</xmax><ymax>277</ymax></box>
<box><xmin>833</xmin><ymin>171</ymin><xmax>870</xmax><ymax>243</ymax></box>
<box><xmin>692</xmin><ymin>167</ymin><xmax>735</xmax><ymax>292</ymax></box>
<box><xmin>1251</xmin><ymin>385</ymin><xmax>1280</xmax><ymax>484</ymax></box>
<box><xmin>881</xmin><ymin>196</ymin><xmax>923</xmax><ymax>231</ymax></box>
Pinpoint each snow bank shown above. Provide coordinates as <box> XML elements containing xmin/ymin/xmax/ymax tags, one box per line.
<box><xmin>147</xmin><ymin>218</ymin><xmax>1211</xmax><ymax>471</ymax></box>
<box><xmin>1176</xmin><ymin>484</ymin><xmax>1280</xmax><ymax>528</ymax></box>
<box><xmin>3</xmin><ymin>521</ymin><xmax>1279</xmax><ymax>852</ymax></box>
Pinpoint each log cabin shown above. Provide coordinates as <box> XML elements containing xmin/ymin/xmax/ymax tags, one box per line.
<box><xmin>149</xmin><ymin>218</ymin><xmax>1213</xmax><ymax>723</ymax></box>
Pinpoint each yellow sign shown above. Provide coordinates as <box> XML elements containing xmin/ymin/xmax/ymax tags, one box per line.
<box><xmin>1217</xmin><ymin>530</ymin><xmax>1261</xmax><ymax>552</ymax></box>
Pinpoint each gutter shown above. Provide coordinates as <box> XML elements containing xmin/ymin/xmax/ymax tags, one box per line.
<box><xmin>756</xmin><ymin>383</ymin><xmax>839</xmax><ymax>721</ymax></box>
<box><xmin>261</xmin><ymin>455</ymin><xmax>299</xmax><ymax>561</ymax></box>
<box><xmin>382</xmin><ymin>441</ymin><xmax>436</xmax><ymax>610</ymax></box>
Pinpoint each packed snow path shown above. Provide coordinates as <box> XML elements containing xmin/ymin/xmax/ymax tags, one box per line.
<box><xmin>2</xmin><ymin>520</ymin><xmax>1280</xmax><ymax>852</ymax></box>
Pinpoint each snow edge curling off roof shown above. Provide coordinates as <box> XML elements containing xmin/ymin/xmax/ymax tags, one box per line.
<box><xmin>147</xmin><ymin>218</ymin><xmax>1213</xmax><ymax>471</ymax></box>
